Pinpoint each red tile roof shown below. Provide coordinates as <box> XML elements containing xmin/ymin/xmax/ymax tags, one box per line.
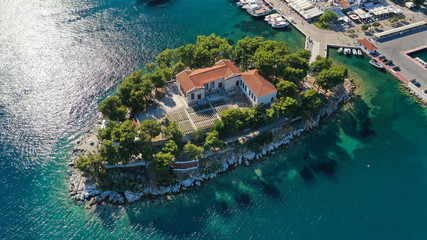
<box><xmin>339</xmin><ymin>0</ymin><xmax>350</xmax><ymax>9</ymax></box>
<box><xmin>176</xmin><ymin>60</ymin><xmax>241</xmax><ymax>93</ymax></box>
<box><xmin>357</xmin><ymin>38</ymin><xmax>378</xmax><ymax>51</ymax></box>
<box><xmin>241</xmin><ymin>70</ymin><xmax>277</xmax><ymax>98</ymax></box>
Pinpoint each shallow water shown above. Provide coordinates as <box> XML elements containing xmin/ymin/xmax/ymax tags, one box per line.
<box><xmin>1</xmin><ymin>0</ymin><xmax>427</xmax><ymax>239</ymax></box>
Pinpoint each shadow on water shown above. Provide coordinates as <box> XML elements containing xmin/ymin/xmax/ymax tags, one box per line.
<box><xmin>310</xmin><ymin>159</ymin><xmax>338</xmax><ymax>178</ymax></box>
<box><xmin>235</xmin><ymin>192</ymin><xmax>252</xmax><ymax>209</ymax></box>
<box><xmin>260</xmin><ymin>181</ymin><xmax>281</xmax><ymax>199</ymax></box>
<box><xmin>300</xmin><ymin>166</ymin><xmax>315</xmax><ymax>183</ymax></box>
<box><xmin>136</xmin><ymin>0</ymin><xmax>173</xmax><ymax>7</ymax></box>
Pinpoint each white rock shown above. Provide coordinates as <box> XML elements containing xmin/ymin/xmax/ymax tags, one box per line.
<box><xmin>262</xmin><ymin>149</ymin><xmax>267</xmax><ymax>155</ymax></box>
<box><xmin>101</xmin><ymin>191</ymin><xmax>112</xmax><ymax>200</ymax></box>
<box><xmin>124</xmin><ymin>191</ymin><xmax>143</xmax><ymax>203</ymax></box>
<box><xmin>243</xmin><ymin>152</ymin><xmax>255</xmax><ymax>160</ymax></box>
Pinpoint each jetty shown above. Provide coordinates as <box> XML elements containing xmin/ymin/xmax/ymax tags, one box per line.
<box><xmin>263</xmin><ymin>0</ymin><xmax>355</xmax><ymax>62</ymax></box>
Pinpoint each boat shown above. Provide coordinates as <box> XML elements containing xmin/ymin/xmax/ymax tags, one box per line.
<box><xmin>270</xmin><ymin>20</ymin><xmax>289</xmax><ymax>28</ymax></box>
<box><xmin>265</xmin><ymin>13</ymin><xmax>281</xmax><ymax>21</ymax></box>
<box><xmin>236</xmin><ymin>0</ymin><xmax>251</xmax><ymax>6</ymax></box>
<box><xmin>357</xmin><ymin>49</ymin><xmax>362</xmax><ymax>56</ymax></box>
<box><xmin>246</xmin><ymin>2</ymin><xmax>271</xmax><ymax>17</ymax></box>
<box><xmin>369</xmin><ymin>59</ymin><xmax>384</xmax><ymax>69</ymax></box>
<box><xmin>343</xmin><ymin>48</ymin><xmax>351</xmax><ymax>55</ymax></box>
<box><xmin>337</xmin><ymin>47</ymin><xmax>343</xmax><ymax>53</ymax></box>
<box><xmin>352</xmin><ymin>49</ymin><xmax>357</xmax><ymax>55</ymax></box>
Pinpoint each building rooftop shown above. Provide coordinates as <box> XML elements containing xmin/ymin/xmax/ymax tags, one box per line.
<box><xmin>357</xmin><ymin>38</ymin><xmax>378</xmax><ymax>51</ymax></box>
<box><xmin>240</xmin><ymin>70</ymin><xmax>277</xmax><ymax>98</ymax></box>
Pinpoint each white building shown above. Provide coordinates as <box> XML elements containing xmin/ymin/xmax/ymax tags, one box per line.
<box><xmin>176</xmin><ymin>60</ymin><xmax>277</xmax><ymax>106</ymax></box>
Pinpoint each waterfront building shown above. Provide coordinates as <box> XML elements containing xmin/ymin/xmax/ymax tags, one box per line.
<box><xmin>175</xmin><ymin>60</ymin><xmax>277</xmax><ymax>106</ymax></box>
<box><xmin>357</xmin><ymin>38</ymin><xmax>378</xmax><ymax>54</ymax></box>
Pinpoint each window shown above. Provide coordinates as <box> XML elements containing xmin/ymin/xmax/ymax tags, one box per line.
<box><xmin>236</xmin><ymin>80</ymin><xmax>239</xmax><ymax>86</ymax></box>
<box><xmin>191</xmin><ymin>93</ymin><xmax>194</xmax><ymax>100</ymax></box>
<box><xmin>218</xmin><ymin>82</ymin><xmax>223</xmax><ymax>88</ymax></box>
<box><xmin>271</xmin><ymin>97</ymin><xmax>274</xmax><ymax>102</ymax></box>
<box><xmin>204</xmin><ymin>84</ymin><xmax>208</xmax><ymax>90</ymax></box>
<box><xmin>211</xmin><ymin>82</ymin><xmax>215</xmax><ymax>89</ymax></box>
<box><xmin>198</xmin><ymin>94</ymin><xmax>201</xmax><ymax>99</ymax></box>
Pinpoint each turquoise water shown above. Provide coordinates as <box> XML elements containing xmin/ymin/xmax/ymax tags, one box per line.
<box><xmin>409</xmin><ymin>48</ymin><xmax>427</xmax><ymax>62</ymax></box>
<box><xmin>1</xmin><ymin>0</ymin><xmax>427</xmax><ymax>239</ymax></box>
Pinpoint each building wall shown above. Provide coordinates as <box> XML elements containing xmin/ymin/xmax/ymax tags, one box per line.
<box><xmin>203</xmin><ymin>78</ymin><xmax>225</xmax><ymax>95</ymax></box>
<box><xmin>257</xmin><ymin>92</ymin><xmax>277</xmax><ymax>105</ymax></box>
<box><xmin>224</xmin><ymin>75</ymin><xmax>241</xmax><ymax>92</ymax></box>
<box><xmin>186</xmin><ymin>88</ymin><xmax>205</xmax><ymax>105</ymax></box>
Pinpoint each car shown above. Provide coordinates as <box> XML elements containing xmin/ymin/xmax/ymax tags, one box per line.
<box><xmin>392</xmin><ymin>66</ymin><xmax>400</xmax><ymax>71</ymax></box>
<box><xmin>410</xmin><ymin>79</ymin><xmax>416</xmax><ymax>83</ymax></box>
<box><xmin>424</xmin><ymin>88</ymin><xmax>427</xmax><ymax>93</ymax></box>
<box><xmin>385</xmin><ymin>60</ymin><xmax>393</xmax><ymax>65</ymax></box>
<box><xmin>379</xmin><ymin>55</ymin><xmax>386</xmax><ymax>60</ymax></box>
<box><xmin>414</xmin><ymin>81</ymin><xmax>421</xmax><ymax>88</ymax></box>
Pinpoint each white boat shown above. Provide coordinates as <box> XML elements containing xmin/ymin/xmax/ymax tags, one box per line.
<box><xmin>265</xmin><ymin>13</ymin><xmax>281</xmax><ymax>21</ymax></box>
<box><xmin>247</xmin><ymin>7</ymin><xmax>271</xmax><ymax>17</ymax></box>
<box><xmin>357</xmin><ymin>49</ymin><xmax>362</xmax><ymax>56</ymax></box>
<box><xmin>352</xmin><ymin>49</ymin><xmax>357</xmax><ymax>55</ymax></box>
<box><xmin>271</xmin><ymin>20</ymin><xmax>289</xmax><ymax>28</ymax></box>
<box><xmin>343</xmin><ymin>48</ymin><xmax>351</xmax><ymax>55</ymax></box>
<box><xmin>369</xmin><ymin>59</ymin><xmax>384</xmax><ymax>69</ymax></box>
<box><xmin>337</xmin><ymin>47</ymin><xmax>343</xmax><ymax>53</ymax></box>
<box><xmin>237</xmin><ymin>0</ymin><xmax>251</xmax><ymax>6</ymax></box>
<box><xmin>268</xmin><ymin>16</ymin><xmax>285</xmax><ymax>23</ymax></box>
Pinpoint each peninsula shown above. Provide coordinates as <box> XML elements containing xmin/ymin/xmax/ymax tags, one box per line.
<box><xmin>68</xmin><ymin>34</ymin><xmax>353</xmax><ymax>205</ymax></box>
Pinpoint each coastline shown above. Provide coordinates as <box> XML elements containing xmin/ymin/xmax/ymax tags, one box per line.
<box><xmin>67</xmin><ymin>79</ymin><xmax>355</xmax><ymax>205</ymax></box>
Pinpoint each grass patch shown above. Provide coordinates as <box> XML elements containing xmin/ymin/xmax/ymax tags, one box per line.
<box><xmin>313</xmin><ymin>22</ymin><xmax>331</xmax><ymax>30</ymax></box>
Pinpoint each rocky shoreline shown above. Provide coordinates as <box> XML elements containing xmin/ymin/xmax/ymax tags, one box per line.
<box><xmin>67</xmin><ymin>81</ymin><xmax>354</xmax><ymax>205</ymax></box>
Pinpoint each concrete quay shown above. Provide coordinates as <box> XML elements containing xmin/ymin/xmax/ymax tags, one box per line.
<box><xmin>265</xmin><ymin>0</ymin><xmax>355</xmax><ymax>62</ymax></box>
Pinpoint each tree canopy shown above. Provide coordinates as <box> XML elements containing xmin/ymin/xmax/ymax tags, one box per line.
<box><xmin>276</xmin><ymin>80</ymin><xmax>297</xmax><ymax>98</ymax></box>
<box><xmin>99</xmin><ymin>95</ymin><xmax>127</xmax><ymax>122</ymax></box>
<box><xmin>319</xmin><ymin>10</ymin><xmax>338</xmax><ymax>24</ymax></box>
<box><xmin>204</xmin><ymin>130</ymin><xmax>223</xmax><ymax>151</ymax></box>
<box><xmin>140</xmin><ymin>119</ymin><xmax>161</xmax><ymax>139</ymax></box>
<box><xmin>315</xmin><ymin>65</ymin><xmax>348</xmax><ymax>91</ymax></box>
<box><xmin>183</xmin><ymin>141</ymin><xmax>204</xmax><ymax>159</ymax></box>
<box><xmin>300</xmin><ymin>89</ymin><xmax>322</xmax><ymax>118</ymax></box>
<box><xmin>310</xmin><ymin>56</ymin><xmax>332</xmax><ymax>74</ymax></box>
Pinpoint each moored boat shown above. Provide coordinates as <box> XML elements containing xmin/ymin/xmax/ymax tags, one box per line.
<box><xmin>357</xmin><ymin>49</ymin><xmax>362</xmax><ymax>56</ymax></box>
<box><xmin>343</xmin><ymin>48</ymin><xmax>351</xmax><ymax>55</ymax></box>
<box><xmin>265</xmin><ymin>13</ymin><xmax>281</xmax><ymax>21</ymax></box>
<box><xmin>369</xmin><ymin>59</ymin><xmax>384</xmax><ymax>69</ymax></box>
<box><xmin>352</xmin><ymin>49</ymin><xmax>357</xmax><ymax>55</ymax></box>
<box><xmin>337</xmin><ymin>47</ymin><xmax>343</xmax><ymax>53</ymax></box>
<box><xmin>270</xmin><ymin>20</ymin><xmax>289</xmax><ymax>28</ymax></box>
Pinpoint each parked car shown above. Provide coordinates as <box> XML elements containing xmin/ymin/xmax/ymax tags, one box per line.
<box><xmin>410</xmin><ymin>79</ymin><xmax>416</xmax><ymax>83</ymax></box>
<box><xmin>392</xmin><ymin>66</ymin><xmax>400</xmax><ymax>71</ymax></box>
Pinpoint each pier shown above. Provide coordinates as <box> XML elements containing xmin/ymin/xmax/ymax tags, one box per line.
<box><xmin>264</xmin><ymin>0</ymin><xmax>355</xmax><ymax>62</ymax></box>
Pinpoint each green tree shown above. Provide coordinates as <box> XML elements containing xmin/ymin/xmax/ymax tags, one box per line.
<box><xmin>99</xmin><ymin>140</ymin><xmax>119</xmax><ymax>165</ymax></box>
<box><xmin>140</xmin><ymin>119</ymin><xmax>161</xmax><ymax>139</ymax></box>
<box><xmin>183</xmin><ymin>141</ymin><xmax>204</xmax><ymax>159</ymax></box>
<box><xmin>220</xmin><ymin>108</ymin><xmax>247</xmax><ymax>133</ymax></box>
<box><xmin>204</xmin><ymin>130</ymin><xmax>223</xmax><ymax>151</ymax></box>
<box><xmin>190</xmin><ymin>128</ymin><xmax>206</xmax><ymax>145</ymax></box>
<box><xmin>319</xmin><ymin>10</ymin><xmax>338</xmax><ymax>24</ymax></box>
<box><xmin>75</xmin><ymin>153</ymin><xmax>102</xmax><ymax>178</ymax></box>
<box><xmin>99</xmin><ymin>95</ymin><xmax>127</xmax><ymax>122</ymax></box>
<box><xmin>163</xmin><ymin>121</ymin><xmax>184</xmax><ymax>143</ymax></box>
<box><xmin>296</xmin><ymin>49</ymin><xmax>311</xmax><ymax>61</ymax></box>
<box><xmin>413</xmin><ymin>0</ymin><xmax>423</xmax><ymax>6</ymax></box>
<box><xmin>247</xmin><ymin>103</ymin><xmax>266</xmax><ymax>128</ymax></box>
<box><xmin>361</xmin><ymin>24</ymin><xmax>371</xmax><ymax>31</ymax></box>
<box><xmin>153</xmin><ymin>152</ymin><xmax>174</xmax><ymax>186</ymax></box>
<box><xmin>111</xmin><ymin>120</ymin><xmax>137</xmax><ymax>150</ymax></box>
<box><xmin>171</xmin><ymin>62</ymin><xmax>186</xmax><ymax>76</ymax></box>
<box><xmin>234</xmin><ymin>36</ymin><xmax>264</xmax><ymax>70</ymax></box>
<box><xmin>300</xmin><ymin>89</ymin><xmax>322</xmax><ymax>118</ymax></box>
<box><xmin>310</xmin><ymin>56</ymin><xmax>332</xmax><ymax>74</ymax></box>
<box><xmin>372</xmin><ymin>22</ymin><xmax>380</xmax><ymax>27</ymax></box>
<box><xmin>178</xmin><ymin>44</ymin><xmax>196</xmax><ymax>67</ymax></box>
<box><xmin>271</xmin><ymin>97</ymin><xmax>298</xmax><ymax>117</ymax></box>
<box><xmin>156</xmin><ymin>48</ymin><xmax>174</xmax><ymax>68</ymax></box>
<box><xmin>162</xmin><ymin>140</ymin><xmax>179</xmax><ymax>156</ymax></box>
<box><xmin>315</xmin><ymin>65</ymin><xmax>348</xmax><ymax>91</ymax></box>
<box><xmin>98</xmin><ymin>120</ymin><xmax>120</xmax><ymax>140</ymax></box>
<box><xmin>276</xmin><ymin>80</ymin><xmax>297</xmax><ymax>98</ymax></box>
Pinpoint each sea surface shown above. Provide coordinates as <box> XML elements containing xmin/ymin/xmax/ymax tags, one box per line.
<box><xmin>1</xmin><ymin>0</ymin><xmax>427</xmax><ymax>239</ymax></box>
<box><xmin>409</xmin><ymin>48</ymin><xmax>427</xmax><ymax>62</ymax></box>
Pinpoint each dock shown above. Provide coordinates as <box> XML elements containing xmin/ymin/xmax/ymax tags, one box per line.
<box><xmin>263</xmin><ymin>0</ymin><xmax>355</xmax><ymax>62</ymax></box>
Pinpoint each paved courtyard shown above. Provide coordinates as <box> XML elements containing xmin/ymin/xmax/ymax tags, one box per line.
<box><xmin>136</xmin><ymin>81</ymin><xmax>252</xmax><ymax>134</ymax></box>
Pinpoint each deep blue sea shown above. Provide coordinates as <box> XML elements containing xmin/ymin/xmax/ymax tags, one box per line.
<box><xmin>1</xmin><ymin>0</ymin><xmax>427</xmax><ymax>239</ymax></box>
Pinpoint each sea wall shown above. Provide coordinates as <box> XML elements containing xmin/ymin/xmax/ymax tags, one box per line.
<box><xmin>68</xmin><ymin>83</ymin><xmax>353</xmax><ymax>205</ymax></box>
